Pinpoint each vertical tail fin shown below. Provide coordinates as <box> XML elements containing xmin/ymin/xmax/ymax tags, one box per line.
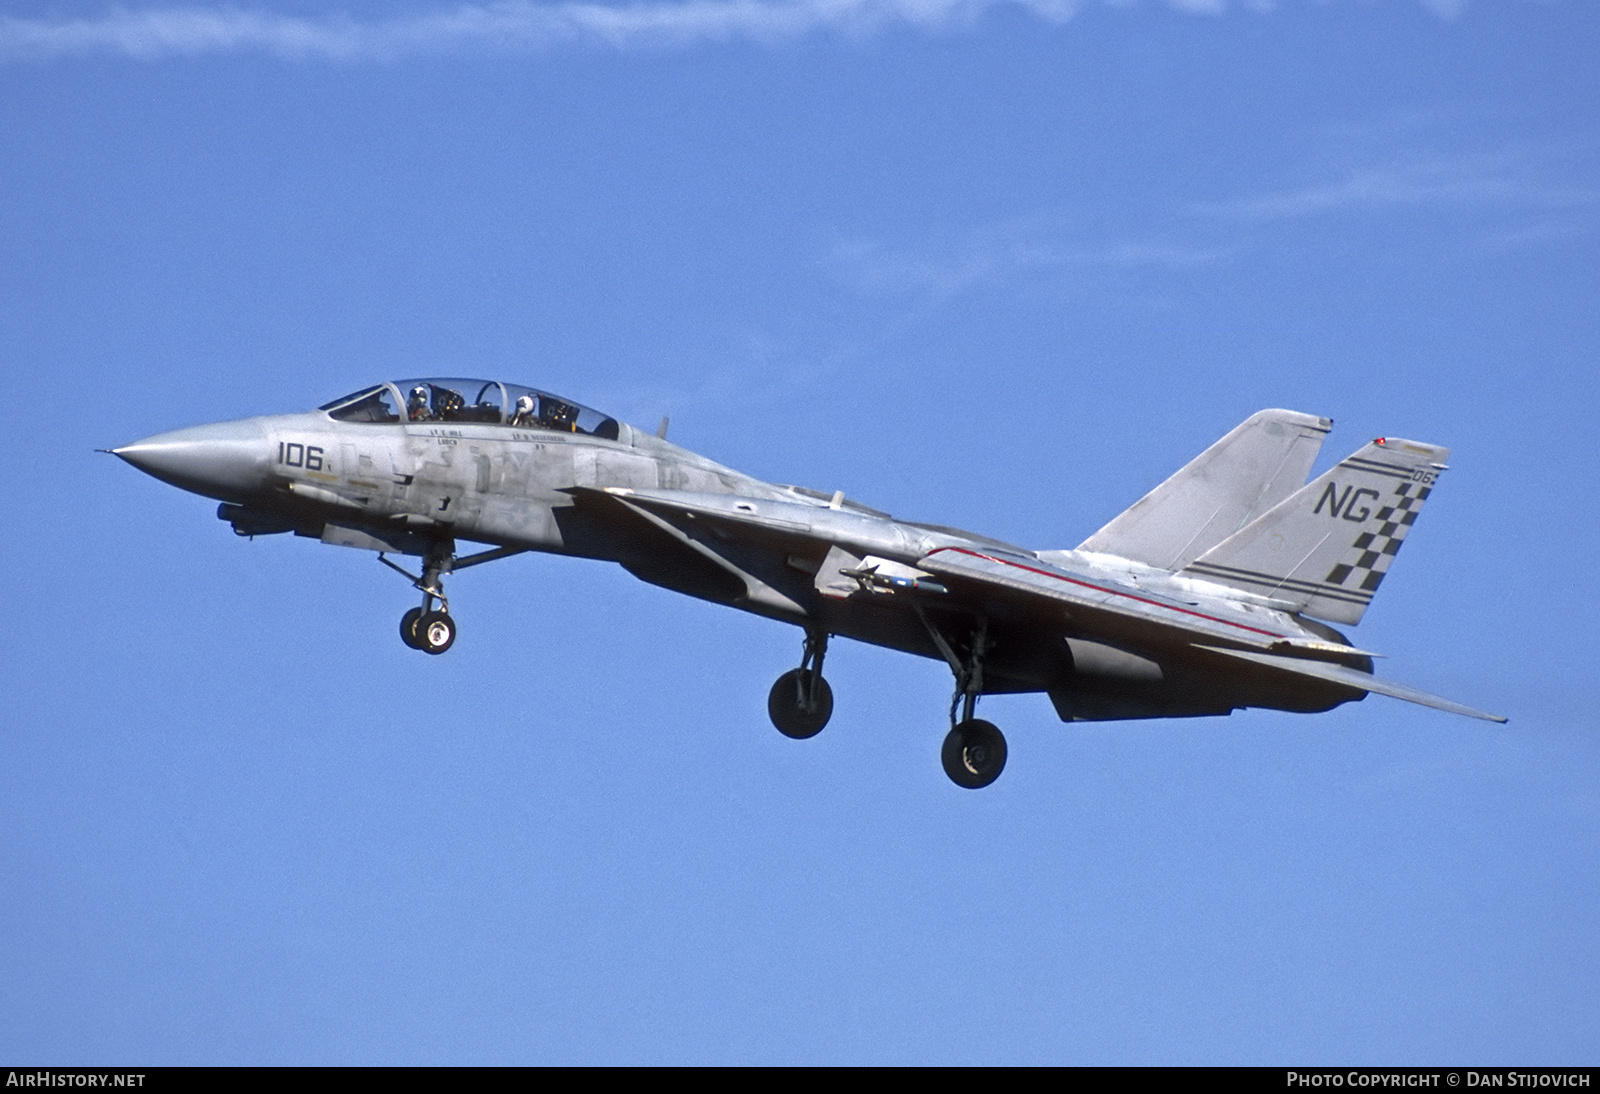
<box><xmin>1180</xmin><ymin>437</ymin><xmax>1450</xmax><ymax>625</ymax></box>
<box><xmin>1077</xmin><ymin>409</ymin><xmax>1331</xmax><ymax>571</ymax></box>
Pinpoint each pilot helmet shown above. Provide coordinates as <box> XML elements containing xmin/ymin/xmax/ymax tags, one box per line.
<box><xmin>410</xmin><ymin>385</ymin><xmax>429</xmax><ymax>404</ymax></box>
<box><xmin>515</xmin><ymin>395</ymin><xmax>535</xmax><ymax>417</ymax></box>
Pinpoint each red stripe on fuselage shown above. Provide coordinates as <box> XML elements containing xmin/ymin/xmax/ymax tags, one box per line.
<box><xmin>926</xmin><ymin>547</ymin><xmax>1289</xmax><ymax>641</ymax></box>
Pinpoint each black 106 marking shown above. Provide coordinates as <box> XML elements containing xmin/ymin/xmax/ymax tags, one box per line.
<box><xmin>278</xmin><ymin>442</ymin><xmax>325</xmax><ymax>471</ymax></box>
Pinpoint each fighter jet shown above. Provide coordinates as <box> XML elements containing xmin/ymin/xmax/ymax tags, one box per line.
<box><xmin>112</xmin><ymin>378</ymin><xmax>1504</xmax><ymax>788</ymax></box>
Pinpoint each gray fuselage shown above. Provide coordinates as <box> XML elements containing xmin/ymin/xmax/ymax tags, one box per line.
<box><xmin>115</xmin><ymin>380</ymin><xmax>1359</xmax><ymax>720</ymax></box>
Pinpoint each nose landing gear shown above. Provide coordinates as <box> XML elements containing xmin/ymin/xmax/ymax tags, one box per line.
<box><xmin>393</xmin><ymin>552</ymin><xmax>456</xmax><ymax>655</ymax></box>
<box><xmin>381</xmin><ymin>543</ymin><xmax>525</xmax><ymax>656</ymax></box>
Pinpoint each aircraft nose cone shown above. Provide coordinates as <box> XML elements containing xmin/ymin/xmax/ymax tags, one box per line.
<box><xmin>113</xmin><ymin>419</ymin><xmax>270</xmax><ymax>502</ymax></box>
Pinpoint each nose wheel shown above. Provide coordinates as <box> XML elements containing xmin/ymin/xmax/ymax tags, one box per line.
<box><xmin>402</xmin><ymin>607</ymin><xmax>456</xmax><ymax>655</ymax></box>
<box><xmin>400</xmin><ymin>607</ymin><xmax>424</xmax><ymax>649</ymax></box>
<box><xmin>384</xmin><ymin>548</ymin><xmax>460</xmax><ymax>655</ymax></box>
<box><xmin>768</xmin><ymin>630</ymin><xmax>832</xmax><ymax>739</ymax></box>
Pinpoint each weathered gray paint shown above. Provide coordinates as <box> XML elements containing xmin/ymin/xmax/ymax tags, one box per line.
<box><xmin>113</xmin><ymin>385</ymin><xmax>1505</xmax><ymax>729</ymax></box>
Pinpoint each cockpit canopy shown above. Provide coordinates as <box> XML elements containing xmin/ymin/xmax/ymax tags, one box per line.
<box><xmin>319</xmin><ymin>379</ymin><xmax>621</xmax><ymax>440</ymax></box>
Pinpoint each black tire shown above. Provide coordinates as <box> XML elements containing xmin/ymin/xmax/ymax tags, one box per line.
<box><xmin>400</xmin><ymin>607</ymin><xmax>424</xmax><ymax>650</ymax></box>
<box><xmin>941</xmin><ymin>719</ymin><xmax>1007</xmax><ymax>789</ymax></box>
<box><xmin>767</xmin><ymin>668</ymin><xmax>833</xmax><ymax>739</ymax></box>
<box><xmin>416</xmin><ymin>610</ymin><xmax>456</xmax><ymax>655</ymax></box>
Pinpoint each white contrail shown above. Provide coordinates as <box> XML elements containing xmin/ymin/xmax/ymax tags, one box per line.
<box><xmin>0</xmin><ymin>0</ymin><xmax>1470</xmax><ymax>62</ymax></box>
<box><xmin>1196</xmin><ymin>153</ymin><xmax>1600</xmax><ymax>222</ymax></box>
<box><xmin>0</xmin><ymin>0</ymin><xmax>1072</xmax><ymax>60</ymax></box>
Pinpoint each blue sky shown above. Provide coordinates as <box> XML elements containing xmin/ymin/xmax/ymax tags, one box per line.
<box><xmin>2</xmin><ymin>0</ymin><xmax>1597</xmax><ymax>1064</ymax></box>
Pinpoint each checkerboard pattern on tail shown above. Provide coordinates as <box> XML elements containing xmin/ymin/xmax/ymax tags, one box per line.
<box><xmin>1323</xmin><ymin>476</ymin><xmax>1432</xmax><ymax>596</ymax></box>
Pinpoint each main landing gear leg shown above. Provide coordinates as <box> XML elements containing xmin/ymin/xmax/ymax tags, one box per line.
<box><xmin>916</xmin><ymin>609</ymin><xmax>1007</xmax><ymax>789</ymax></box>
<box><xmin>768</xmin><ymin>629</ymin><xmax>833</xmax><ymax>739</ymax></box>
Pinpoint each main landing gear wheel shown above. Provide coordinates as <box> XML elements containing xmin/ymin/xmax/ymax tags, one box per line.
<box><xmin>768</xmin><ymin>669</ymin><xmax>833</xmax><ymax>739</ymax></box>
<box><xmin>915</xmin><ymin>613</ymin><xmax>1006</xmax><ymax>788</ymax></box>
<box><xmin>415</xmin><ymin>610</ymin><xmax>456</xmax><ymax>655</ymax></box>
<box><xmin>400</xmin><ymin>607</ymin><xmax>424</xmax><ymax>650</ymax></box>
<box><xmin>941</xmin><ymin>718</ymin><xmax>1007</xmax><ymax>790</ymax></box>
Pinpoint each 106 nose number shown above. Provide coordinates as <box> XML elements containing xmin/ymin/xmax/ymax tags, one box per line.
<box><xmin>277</xmin><ymin>442</ymin><xmax>325</xmax><ymax>471</ymax></box>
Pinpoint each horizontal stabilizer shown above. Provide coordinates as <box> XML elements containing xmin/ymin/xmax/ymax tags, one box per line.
<box><xmin>1195</xmin><ymin>645</ymin><xmax>1507</xmax><ymax>723</ymax></box>
<box><xmin>1078</xmin><ymin>409</ymin><xmax>1332</xmax><ymax>570</ymax></box>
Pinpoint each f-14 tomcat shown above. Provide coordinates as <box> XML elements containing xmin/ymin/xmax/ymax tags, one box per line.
<box><xmin>113</xmin><ymin>377</ymin><xmax>1504</xmax><ymax>788</ymax></box>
